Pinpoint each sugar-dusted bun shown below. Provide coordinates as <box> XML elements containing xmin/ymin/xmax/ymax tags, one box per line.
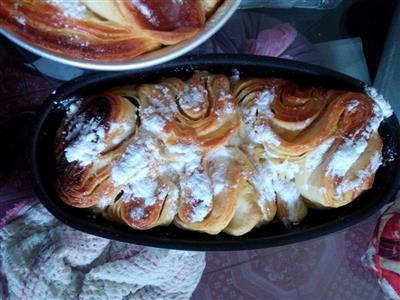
<box><xmin>167</xmin><ymin>72</ymin><xmax>242</xmax><ymax>151</ymax></box>
<box><xmin>54</xmin><ymin>93</ymin><xmax>137</xmax><ymax>208</ymax></box>
<box><xmin>174</xmin><ymin>146</ymin><xmax>253</xmax><ymax>235</ymax></box>
<box><xmin>107</xmin><ymin>180</ymin><xmax>179</xmax><ymax>230</ymax></box>
<box><xmin>223</xmin><ymin>181</ymin><xmax>263</xmax><ymax>236</ymax></box>
<box><xmin>54</xmin><ymin>72</ymin><xmax>391</xmax><ymax>235</ymax></box>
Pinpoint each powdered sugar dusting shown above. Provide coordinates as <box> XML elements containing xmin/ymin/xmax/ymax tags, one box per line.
<box><xmin>241</xmin><ymin>89</ymin><xmax>280</xmax><ymax>146</ymax></box>
<box><xmin>56</xmin><ymin>96</ymin><xmax>82</xmax><ymax>116</ymax></box>
<box><xmin>327</xmin><ymin>138</ymin><xmax>368</xmax><ymax>177</ymax></box>
<box><xmin>140</xmin><ymin>86</ymin><xmax>177</xmax><ymax>135</ymax></box>
<box><xmin>141</xmin><ymin>110</ymin><xmax>167</xmax><ymax>134</ymax></box>
<box><xmin>325</xmin><ymin>102</ymin><xmax>385</xmax><ymax>197</ymax></box>
<box><xmin>130</xmin><ymin>207</ymin><xmax>145</xmax><ymax>220</ymax></box>
<box><xmin>179</xmin><ymin>84</ymin><xmax>207</xmax><ymax>113</ymax></box>
<box><xmin>365</xmin><ymin>86</ymin><xmax>393</xmax><ymax>118</ymax></box>
<box><xmin>304</xmin><ymin>139</ymin><xmax>334</xmax><ymax>172</ymax></box>
<box><xmin>46</xmin><ymin>0</ymin><xmax>87</xmax><ymax>19</ymax></box>
<box><xmin>123</xmin><ymin>178</ymin><xmax>167</xmax><ymax>206</ymax></box>
<box><xmin>250</xmin><ymin>156</ymin><xmax>304</xmax><ymax>221</ymax></box>
<box><xmin>64</xmin><ymin>117</ymin><xmax>106</xmax><ymax>166</ymax></box>
<box><xmin>274</xmin><ymin>179</ymin><xmax>301</xmax><ymax>220</ymax></box>
<box><xmin>326</xmin><ymin>95</ymin><xmax>388</xmax><ymax>178</ymax></box>
<box><xmin>206</xmin><ymin>148</ymin><xmax>235</xmax><ymax>195</ymax></box>
<box><xmin>252</xmin><ymin>161</ymin><xmax>276</xmax><ymax>217</ymax></box>
<box><xmin>56</xmin><ymin>77</ymin><xmax>392</xmax><ymax>228</ymax></box>
<box><xmin>66</xmin><ymin>101</ymin><xmax>81</xmax><ymax>120</ymax></box>
<box><xmin>181</xmin><ymin>168</ymin><xmax>213</xmax><ymax>222</ymax></box>
<box><xmin>218</xmin><ymin>89</ymin><xmax>233</xmax><ymax>101</ymax></box>
<box><xmin>250</xmin><ymin>121</ymin><xmax>279</xmax><ymax>145</ymax></box>
<box><xmin>161</xmin><ymin>143</ymin><xmax>202</xmax><ymax>176</ymax></box>
<box><xmin>63</xmin><ymin>100</ymin><xmax>108</xmax><ymax>166</ymax></box>
<box><xmin>111</xmin><ymin>128</ymin><xmax>169</xmax><ymax>209</ymax></box>
<box><xmin>125</xmin><ymin>178</ymin><xmax>157</xmax><ymax>203</ymax></box>
<box><xmin>111</xmin><ymin>131</ymin><xmax>161</xmax><ymax>185</ymax></box>
<box><xmin>163</xmin><ymin>144</ymin><xmax>207</xmax><ymax>223</ymax></box>
<box><xmin>160</xmin><ymin>142</ymin><xmax>211</xmax><ymax>222</ymax></box>
<box><xmin>335</xmin><ymin>151</ymin><xmax>382</xmax><ymax>197</ymax></box>
<box><xmin>253</xmin><ymin>90</ymin><xmax>274</xmax><ymax>119</ymax></box>
<box><xmin>96</xmin><ymin>197</ymin><xmax>114</xmax><ymax>209</ymax></box>
<box><xmin>223</xmin><ymin>102</ymin><xmax>235</xmax><ymax>115</ymax></box>
<box><xmin>272</xmin><ymin>159</ymin><xmax>300</xmax><ymax>180</ymax></box>
<box><xmin>383</xmin><ymin>145</ymin><xmax>397</xmax><ymax>165</ymax></box>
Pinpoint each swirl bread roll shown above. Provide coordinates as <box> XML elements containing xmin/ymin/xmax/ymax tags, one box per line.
<box><xmin>223</xmin><ymin>181</ymin><xmax>263</xmax><ymax>236</ymax></box>
<box><xmin>54</xmin><ymin>93</ymin><xmax>137</xmax><ymax>208</ymax></box>
<box><xmin>167</xmin><ymin>71</ymin><xmax>242</xmax><ymax>150</ymax></box>
<box><xmin>129</xmin><ymin>71</ymin><xmax>242</xmax><ymax>150</ymax></box>
<box><xmin>105</xmin><ymin>81</ymin><xmax>182</xmax><ymax>229</ymax></box>
<box><xmin>234</xmin><ymin>78</ymin><xmax>344</xmax><ymax>159</ymax></box>
<box><xmin>237</xmin><ymin>78</ymin><xmax>388</xmax><ymax>211</ymax></box>
<box><xmin>174</xmin><ymin>147</ymin><xmax>254</xmax><ymax>235</ymax></box>
<box><xmin>243</xmin><ymin>149</ymin><xmax>306</xmax><ymax>224</ymax></box>
<box><xmin>0</xmin><ymin>0</ymin><xmax>161</xmax><ymax>61</ymax></box>
<box><xmin>235</xmin><ymin>80</ymin><xmax>311</xmax><ymax>223</ymax></box>
<box><xmin>105</xmin><ymin>121</ymin><xmax>171</xmax><ymax>228</ymax></box>
<box><xmin>295</xmin><ymin>93</ymin><xmax>384</xmax><ymax>208</ymax></box>
<box><xmin>107</xmin><ymin>179</ymin><xmax>179</xmax><ymax>230</ymax></box>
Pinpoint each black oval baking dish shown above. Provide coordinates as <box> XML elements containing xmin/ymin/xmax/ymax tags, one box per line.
<box><xmin>30</xmin><ymin>54</ymin><xmax>400</xmax><ymax>251</ymax></box>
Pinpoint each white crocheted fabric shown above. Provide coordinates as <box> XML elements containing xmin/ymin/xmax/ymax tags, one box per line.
<box><xmin>0</xmin><ymin>203</ymin><xmax>205</xmax><ymax>300</ymax></box>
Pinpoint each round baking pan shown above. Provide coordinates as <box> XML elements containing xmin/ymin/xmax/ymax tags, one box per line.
<box><xmin>30</xmin><ymin>54</ymin><xmax>400</xmax><ymax>251</ymax></box>
<box><xmin>0</xmin><ymin>1</ymin><xmax>239</xmax><ymax>71</ymax></box>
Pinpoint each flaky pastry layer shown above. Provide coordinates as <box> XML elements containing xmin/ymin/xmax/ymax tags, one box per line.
<box><xmin>54</xmin><ymin>71</ymin><xmax>388</xmax><ymax>235</ymax></box>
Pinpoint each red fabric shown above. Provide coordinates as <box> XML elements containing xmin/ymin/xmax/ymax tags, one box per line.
<box><xmin>364</xmin><ymin>207</ymin><xmax>400</xmax><ymax>299</ymax></box>
<box><xmin>382</xmin><ymin>268</ymin><xmax>400</xmax><ymax>296</ymax></box>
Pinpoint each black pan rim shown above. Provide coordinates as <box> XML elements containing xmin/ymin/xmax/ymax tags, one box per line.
<box><xmin>30</xmin><ymin>54</ymin><xmax>400</xmax><ymax>251</ymax></box>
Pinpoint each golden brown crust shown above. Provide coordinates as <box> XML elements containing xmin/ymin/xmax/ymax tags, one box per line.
<box><xmin>107</xmin><ymin>181</ymin><xmax>179</xmax><ymax>230</ymax></box>
<box><xmin>223</xmin><ymin>181</ymin><xmax>264</xmax><ymax>236</ymax></box>
<box><xmin>174</xmin><ymin>147</ymin><xmax>254</xmax><ymax>235</ymax></box>
<box><xmin>0</xmin><ymin>0</ymin><xmax>221</xmax><ymax>61</ymax></box>
<box><xmin>54</xmin><ymin>94</ymin><xmax>137</xmax><ymax>208</ymax></box>
<box><xmin>234</xmin><ymin>79</ymin><xmax>375</xmax><ymax>159</ymax></box>
<box><xmin>54</xmin><ymin>72</ymin><xmax>387</xmax><ymax>235</ymax></box>
<box><xmin>167</xmin><ymin>73</ymin><xmax>242</xmax><ymax>150</ymax></box>
<box><xmin>296</xmin><ymin>133</ymin><xmax>382</xmax><ymax>208</ymax></box>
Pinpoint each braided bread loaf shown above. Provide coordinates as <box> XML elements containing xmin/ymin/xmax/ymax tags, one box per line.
<box><xmin>54</xmin><ymin>71</ymin><xmax>392</xmax><ymax>235</ymax></box>
<box><xmin>0</xmin><ymin>0</ymin><xmax>222</xmax><ymax>61</ymax></box>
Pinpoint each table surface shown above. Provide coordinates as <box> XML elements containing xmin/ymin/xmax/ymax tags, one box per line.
<box><xmin>0</xmin><ymin>2</ymin><xmax>396</xmax><ymax>298</ymax></box>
